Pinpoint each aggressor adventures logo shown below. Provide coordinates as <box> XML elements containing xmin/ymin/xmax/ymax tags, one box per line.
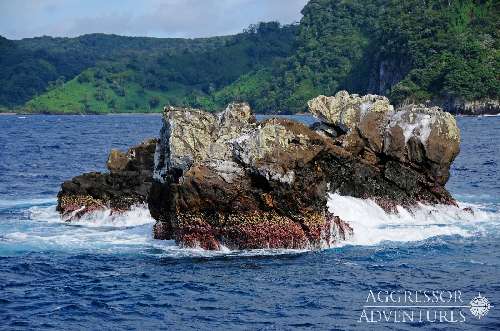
<box><xmin>359</xmin><ymin>290</ymin><xmax>493</xmax><ymax>324</ymax></box>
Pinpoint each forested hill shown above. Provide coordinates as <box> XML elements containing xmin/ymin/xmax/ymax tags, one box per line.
<box><xmin>2</xmin><ymin>0</ymin><xmax>499</xmax><ymax>114</ymax></box>
<box><xmin>0</xmin><ymin>33</ymin><xmax>231</xmax><ymax>108</ymax></box>
<box><xmin>213</xmin><ymin>0</ymin><xmax>499</xmax><ymax>114</ymax></box>
<box><xmin>1</xmin><ymin>22</ymin><xmax>297</xmax><ymax>114</ymax></box>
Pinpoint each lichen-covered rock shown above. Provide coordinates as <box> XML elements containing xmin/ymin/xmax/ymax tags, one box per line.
<box><xmin>307</xmin><ymin>91</ymin><xmax>394</xmax><ymax>132</ymax></box>
<box><xmin>57</xmin><ymin>139</ymin><xmax>157</xmax><ymax>221</ymax></box>
<box><xmin>106</xmin><ymin>150</ymin><xmax>129</xmax><ymax>172</ymax></box>
<box><xmin>308</xmin><ymin>91</ymin><xmax>460</xmax><ymax>186</ymax></box>
<box><xmin>149</xmin><ymin>105</ymin><xmax>354</xmax><ymax>250</ymax></box>
<box><xmin>154</xmin><ymin>107</ymin><xmax>216</xmax><ymax>181</ymax></box>
<box><xmin>384</xmin><ymin>105</ymin><xmax>460</xmax><ymax>184</ymax></box>
<box><xmin>232</xmin><ymin>118</ymin><xmax>326</xmax><ymax>184</ymax></box>
<box><xmin>153</xmin><ymin>103</ymin><xmax>255</xmax><ymax>183</ymax></box>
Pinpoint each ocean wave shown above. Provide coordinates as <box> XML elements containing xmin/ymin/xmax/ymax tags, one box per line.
<box><xmin>0</xmin><ymin>197</ymin><xmax>57</xmax><ymax>209</ymax></box>
<box><xmin>28</xmin><ymin>204</ymin><xmax>155</xmax><ymax>228</ymax></box>
<box><xmin>327</xmin><ymin>193</ymin><xmax>500</xmax><ymax>246</ymax></box>
<box><xmin>0</xmin><ymin>204</ymin><xmax>156</xmax><ymax>254</ymax></box>
<box><xmin>1</xmin><ymin>194</ymin><xmax>498</xmax><ymax>257</ymax></box>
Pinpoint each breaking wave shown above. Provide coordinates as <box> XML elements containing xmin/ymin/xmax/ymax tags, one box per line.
<box><xmin>1</xmin><ymin>193</ymin><xmax>498</xmax><ymax>257</ymax></box>
<box><xmin>327</xmin><ymin>193</ymin><xmax>500</xmax><ymax>246</ymax></box>
<box><xmin>0</xmin><ymin>203</ymin><xmax>308</xmax><ymax>258</ymax></box>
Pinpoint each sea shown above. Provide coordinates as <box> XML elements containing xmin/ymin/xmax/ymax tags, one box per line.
<box><xmin>0</xmin><ymin>114</ymin><xmax>498</xmax><ymax>330</ymax></box>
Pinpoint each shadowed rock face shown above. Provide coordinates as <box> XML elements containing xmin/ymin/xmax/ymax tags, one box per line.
<box><xmin>57</xmin><ymin>139</ymin><xmax>157</xmax><ymax>220</ymax></box>
<box><xmin>57</xmin><ymin>92</ymin><xmax>461</xmax><ymax>250</ymax></box>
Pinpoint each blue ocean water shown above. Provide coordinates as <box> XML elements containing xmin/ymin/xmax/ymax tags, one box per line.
<box><xmin>0</xmin><ymin>114</ymin><xmax>499</xmax><ymax>330</ymax></box>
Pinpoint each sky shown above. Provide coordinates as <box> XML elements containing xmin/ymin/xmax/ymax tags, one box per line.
<box><xmin>0</xmin><ymin>0</ymin><xmax>309</xmax><ymax>40</ymax></box>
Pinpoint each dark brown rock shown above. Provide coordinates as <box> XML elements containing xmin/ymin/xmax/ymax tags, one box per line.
<box><xmin>107</xmin><ymin>150</ymin><xmax>128</xmax><ymax>172</ymax></box>
<box><xmin>57</xmin><ymin>139</ymin><xmax>157</xmax><ymax>221</ymax></box>
<box><xmin>57</xmin><ymin>93</ymin><xmax>461</xmax><ymax>251</ymax></box>
<box><xmin>148</xmin><ymin>98</ymin><xmax>459</xmax><ymax>249</ymax></box>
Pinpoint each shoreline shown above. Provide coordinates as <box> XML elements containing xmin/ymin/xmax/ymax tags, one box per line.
<box><xmin>0</xmin><ymin>112</ymin><xmax>318</xmax><ymax>116</ymax></box>
<box><xmin>1</xmin><ymin>111</ymin><xmax>499</xmax><ymax>117</ymax></box>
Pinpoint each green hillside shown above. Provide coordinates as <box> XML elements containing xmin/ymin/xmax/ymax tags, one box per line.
<box><xmin>21</xmin><ymin>22</ymin><xmax>297</xmax><ymax>114</ymax></box>
<box><xmin>210</xmin><ymin>0</ymin><xmax>499</xmax><ymax>113</ymax></box>
<box><xmin>4</xmin><ymin>0</ymin><xmax>499</xmax><ymax>114</ymax></box>
<box><xmin>0</xmin><ymin>33</ymin><xmax>231</xmax><ymax>108</ymax></box>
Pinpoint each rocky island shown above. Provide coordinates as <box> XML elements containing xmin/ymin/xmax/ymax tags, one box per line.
<box><xmin>57</xmin><ymin>91</ymin><xmax>460</xmax><ymax>250</ymax></box>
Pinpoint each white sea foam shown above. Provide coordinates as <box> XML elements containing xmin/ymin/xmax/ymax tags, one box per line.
<box><xmin>8</xmin><ymin>204</ymin><xmax>310</xmax><ymax>257</ymax></box>
<box><xmin>1</xmin><ymin>194</ymin><xmax>497</xmax><ymax>257</ymax></box>
<box><xmin>70</xmin><ymin>204</ymin><xmax>155</xmax><ymax>228</ymax></box>
<box><xmin>28</xmin><ymin>203</ymin><xmax>155</xmax><ymax>227</ymax></box>
<box><xmin>327</xmin><ymin>193</ymin><xmax>500</xmax><ymax>246</ymax></box>
<box><xmin>3</xmin><ymin>204</ymin><xmax>157</xmax><ymax>252</ymax></box>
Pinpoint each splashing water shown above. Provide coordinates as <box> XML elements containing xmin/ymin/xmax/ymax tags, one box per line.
<box><xmin>327</xmin><ymin>193</ymin><xmax>500</xmax><ymax>246</ymax></box>
<box><xmin>0</xmin><ymin>194</ymin><xmax>497</xmax><ymax>258</ymax></box>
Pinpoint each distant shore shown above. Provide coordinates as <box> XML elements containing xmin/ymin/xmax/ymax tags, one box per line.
<box><xmin>1</xmin><ymin>111</ymin><xmax>499</xmax><ymax>117</ymax></box>
<box><xmin>0</xmin><ymin>112</ymin><xmax>163</xmax><ymax>116</ymax></box>
<box><xmin>0</xmin><ymin>112</ymin><xmax>317</xmax><ymax>116</ymax></box>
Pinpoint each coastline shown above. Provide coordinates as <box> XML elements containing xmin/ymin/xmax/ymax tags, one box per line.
<box><xmin>1</xmin><ymin>110</ymin><xmax>499</xmax><ymax>117</ymax></box>
<box><xmin>0</xmin><ymin>112</ymin><xmax>163</xmax><ymax>116</ymax></box>
<box><xmin>0</xmin><ymin>112</ymin><xmax>321</xmax><ymax>116</ymax></box>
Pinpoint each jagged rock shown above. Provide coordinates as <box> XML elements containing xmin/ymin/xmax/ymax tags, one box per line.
<box><xmin>308</xmin><ymin>91</ymin><xmax>460</xmax><ymax>186</ymax></box>
<box><xmin>149</xmin><ymin>110</ymin><xmax>354</xmax><ymax>250</ymax></box>
<box><xmin>57</xmin><ymin>139</ymin><xmax>157</xmax><ymax>220</ymax></box>
<box><xmin>149</xmin><ymin>98</ymin><xmax>458</xmax><ymax>250</ymax></box>
<box><xmin>107</xmin><ymin>150</ymin><xmax>129</xmax><ymax>172</ymax></box>
<box><xmin>232</xmin><ymin>118</ymin><xmax>327</xmax><ymax>184</ymax></box>
<box><xmin>310</xmin><ymin>122</ymin><xmax>339</xmax><ymax>139</ymax></box>
<box><xmin>307</xmin><ymin>91</ymin><xmax>394</xmax><ymax>133</ymax></box>
<box><xmin>58</xmin><ymin>93</ymin><xmax>461</xmax><ymax>251</ymax></box>
<box><xmin>342</xmin><ymin>129</ymin><xmax>365</xmax><ymax>156</ymax></box>
<box><xmin>384</xmin><ymin>104</ymin><xmax>460</xmax><ymax>184</ymax></box>
<box><xmin>153</xmin><ymin>103</ymin><xmax>255</xmax><ymax>183</ymax></box>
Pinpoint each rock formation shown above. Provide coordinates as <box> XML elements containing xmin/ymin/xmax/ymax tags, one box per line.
<box><xmin>441</xmin><ymin>97</ymin><xmax>500</xmax><ymax>115</ymax></box>
<box><xmin>57</xmin><ymin>91</ymin><xmax>461</xmax><ymax>250</ymax></box>
<box><xmin>57</xmin><ymin>139</ymin><xmax>157</xmax><ymax>220</ymax></box>
<box><xmin>149</xmin><ymin>104</ymin><xmax>353</xmax><ymax>249</ymax></box>
<box><xmin>308</xmin><ymin>91</ymin><xmax>460</xmax><ymax>187</ymax></box>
